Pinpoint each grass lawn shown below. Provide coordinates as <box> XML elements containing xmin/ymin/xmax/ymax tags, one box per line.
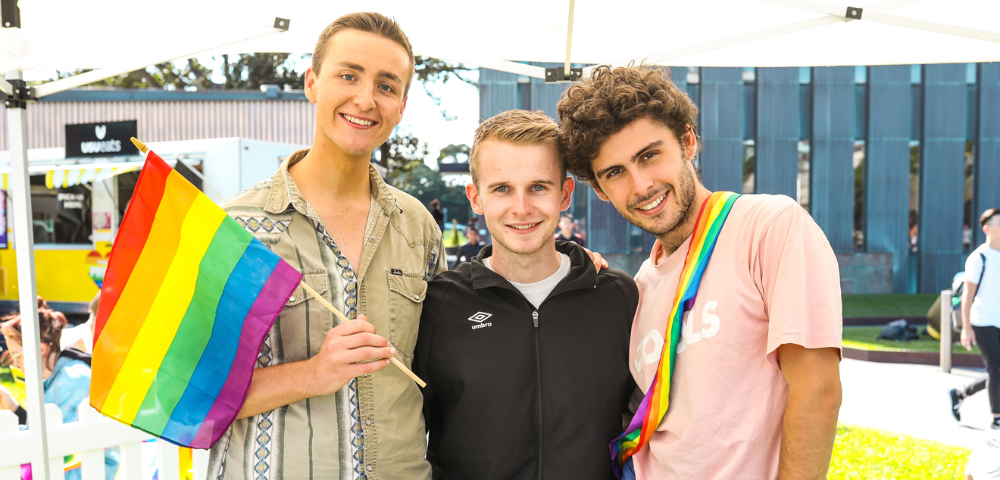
<box><xmin>830</xmin><ymin>424</ymin><xmax>969</xmax><ymax>479</ymax></box>
<box><xmin>842</xmin><ymin>294</ymin><xmax>938</xmax><ymax>319</ymax></box>
<box><xmin>843</xmin><ymin>326</ymin><xmax>979</xmax><ymax>354</ymax></box>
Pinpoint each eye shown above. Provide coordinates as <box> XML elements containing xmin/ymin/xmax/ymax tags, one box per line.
<box><xmin>532</xmin><ymin>184</ymin><xmax>546</xmax><ymax>192</ymax></box>
<box><xmin>605</xmin><ymin>168</ymin><xmax>622</xmax><ymax>179</ymax></box>
<box><xmin>379</xmin><ymin>84</ymin><xmax>394</xmax><ymax>93</ymax></box>
<box><xmin>641</xmin><ymin>151</ymin><xmax>656</xmax><ymax>161</ymax></box>
<box><xmin>495</xmin><ymin>186</ymin><xmax>508</xmax><ymax>193</ymax></box>
<box><xmin>341</xmin><ymin>74</ymin><xmax>356</xmax><ymax>81</ymax></box>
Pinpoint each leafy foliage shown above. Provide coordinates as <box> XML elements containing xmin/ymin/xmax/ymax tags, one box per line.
<box><xmin>384</xmin><ymin>134</ymin><xmax>471</xmax><ymax>225</ymax></box>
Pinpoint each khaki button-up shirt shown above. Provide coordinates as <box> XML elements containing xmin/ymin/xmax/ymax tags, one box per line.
<box><xmin>208</xmin><ymin>149</ymin><xmax>446</xmax><ymax>480</ymax></box>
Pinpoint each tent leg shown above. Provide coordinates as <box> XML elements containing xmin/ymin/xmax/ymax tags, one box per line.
<box><xmin>5</xmin><ymin>69</ymin><xmax>50</xmax><ymax>480</ymax></box>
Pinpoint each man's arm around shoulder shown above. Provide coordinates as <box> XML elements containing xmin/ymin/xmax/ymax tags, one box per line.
<box><xmin>777</xmin><ymin>344</ymin><xmax>842</xmax><ymax>480</ymax></box>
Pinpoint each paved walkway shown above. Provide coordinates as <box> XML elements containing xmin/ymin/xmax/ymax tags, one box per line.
<box><xmin>840</xmin><ymin>357</ymin><xmax>991</xmax><ymax>449</ymax></box>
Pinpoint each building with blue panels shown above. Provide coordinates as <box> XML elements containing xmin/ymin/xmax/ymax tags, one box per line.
<box><xmin>480</xmin><ymin>64</ymin><xmax>1000</xmax><ymax>294</ymax></box>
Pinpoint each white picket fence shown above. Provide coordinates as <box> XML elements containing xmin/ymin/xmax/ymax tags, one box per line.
<box><xmin>0</xmin><ymin>398</ymin><xmax>209</xmax><ymax>480</ymax></box>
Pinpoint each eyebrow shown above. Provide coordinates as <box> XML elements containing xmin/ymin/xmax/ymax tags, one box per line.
<box><xmin>594</xmin><ymin>140</ymin><xmax>664</xmax><ymax>179</ymax></box>
<box><xmin>485</xmin><ymin>179</ymin><xmax>557</xmax><ymax>190</ymax></box>
<box><xmin>336</xmin><ymin>61</ymin><xmax>403</xmax><ymax>84</ymax></box>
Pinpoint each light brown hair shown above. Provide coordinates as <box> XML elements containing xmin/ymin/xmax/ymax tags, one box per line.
<box><xmin>312</xmin><ymin>12</ymin><xmax>415</xmax><ymax>97</ymax></box>
<box><xmin>0</xmin><ymin>297</ymin><xmax>68</xmax><ymax>351</ymax></box>
<box><xmin>556</xmin><ymin>64</ymin><xmax>700</xmax><ymax>181</ymax></box>
<box><xmin>470</xmin><ymin>110</ymin><xmax>564</xmax><ymax>186</ymax></box>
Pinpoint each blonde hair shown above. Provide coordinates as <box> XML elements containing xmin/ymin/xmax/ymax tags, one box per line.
<box><xmin>470</xmin><ymin>110</ymin><xmax>564</xmax><ymax>186</ymax></box>
<box><xmin>312</xmin><ymin>12</ymin><xmax>415</xmax><ymax>97</ymax></box>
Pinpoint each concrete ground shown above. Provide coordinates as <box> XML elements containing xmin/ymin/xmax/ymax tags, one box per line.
<box><xmin>840</xmin><ymin>357</ymin><xmax>992</xmax><ymax>449</ymax></box>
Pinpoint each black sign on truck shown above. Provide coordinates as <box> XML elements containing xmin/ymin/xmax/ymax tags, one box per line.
<box><xmin>65</xmin><ymin>120</ymin><xmax>139</xmax><ymax>158</ymax></box>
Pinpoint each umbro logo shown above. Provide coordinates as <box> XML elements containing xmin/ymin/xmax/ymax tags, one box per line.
<box><xmin>468</xmin><ymin>311</ymin><xmax>493</xmax><ymax>330</ymax></box>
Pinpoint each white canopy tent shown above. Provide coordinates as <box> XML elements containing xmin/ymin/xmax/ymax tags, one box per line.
<box><xmin>1</xmin><ymin>0</ymin><xmax>998</xmax><ymax>477</ymax></box>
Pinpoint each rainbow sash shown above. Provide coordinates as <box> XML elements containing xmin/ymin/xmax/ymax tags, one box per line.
<box><xmin>610</xmin><ymin>191</ymin><xmax>739</xmax><ymax>478</ymax></box>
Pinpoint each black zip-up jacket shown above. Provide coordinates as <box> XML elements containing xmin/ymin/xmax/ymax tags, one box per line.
<box><xmin>415</xmin><ymin>241</ymin><xmax>639</xmax><ymax>480</ymax></box>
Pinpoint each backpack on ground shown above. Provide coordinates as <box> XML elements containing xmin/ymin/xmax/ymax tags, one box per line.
<box><xmin>877</xmin><ymin>319</ymin><xmax>920</xmax><ymax>341</ymax></box>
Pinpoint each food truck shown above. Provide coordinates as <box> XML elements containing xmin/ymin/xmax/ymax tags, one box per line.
<box><xmin>0</xmin><ymin>136</ymin><xmax>304</xmax><ymax>315</ymax></box>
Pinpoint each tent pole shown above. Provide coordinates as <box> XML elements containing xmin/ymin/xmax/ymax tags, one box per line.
<box><xmin>564</xmin><ymin>0</ymin><xmax>576</xmax><ymax>76</ymax></box>
<box><xmin>5</xmin><ymin>69</ymin><xmax>51</xmax><ymax>480</ymax></box>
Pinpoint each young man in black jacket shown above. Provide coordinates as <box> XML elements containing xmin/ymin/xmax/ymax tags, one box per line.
<box><xmin>415</xmin><ymin>110</ymin><xmax>639</xmax><ymax>480</ymax></box>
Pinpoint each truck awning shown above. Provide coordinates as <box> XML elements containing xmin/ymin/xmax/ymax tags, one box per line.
<box><xmin>0</xmin><ymin>160</ymin><xmax>145</xmax><ymax>189</ymax></box>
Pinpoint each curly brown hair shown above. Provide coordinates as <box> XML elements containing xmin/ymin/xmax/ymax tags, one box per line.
<box><xmin>557</xmin><ymin>65</ymin><xmax>700</xmax><ymax>181</ymax></box>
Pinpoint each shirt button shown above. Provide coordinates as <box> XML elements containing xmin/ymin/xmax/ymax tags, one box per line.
<box><xmin>369</xmin><ymin>236</ymin><xmax>376</xmax><ymax>242</ymax></box>
<box><xmin>365</xmin><ymin>419</ymin><xmax>371</xmax><ymax>426</ymax></box>
<box><xmin>289</xmin><ymin>295</ymin><xmax>295</xmax><ymax>301</ymax></box>
<box><xmin>413</xmin><ymin>294</ymin><xmax>420</xmax><ymax>300</ymax></box>
<box><xmin>366</xmin><ymin>465</ymin><xmax>373</xmax><ymax>472</ymax></box>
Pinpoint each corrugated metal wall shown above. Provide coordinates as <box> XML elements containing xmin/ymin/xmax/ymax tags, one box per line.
<box><xmin>0</xmin><ymin>100</ymin><xmax>315</xmax><ymax>150</ymax></box>
<box><xmin>699</xmin><ymin>68</ymin><xmax>744</xmax><ymax>193</ymax></box>
<box><xmin>919</xmin><ymin>64</ymin><xmax>967</xmax><ymax>292</ymax></box>
<box><xmin>976</xmin><ymin>64</ymin><xmax>1000</xmax><ymax>247</ymax></box>
<box><xmin>810</xmin><ymin>67</ymin><xmax>855</xmax><ymax>254</ymax></box>
<box><xmin>755</xmin><ymin>67</ymin><xmax>799</xmax><ymax>199</ymax></box>
<box><xmin>476</xmin><ymin>62</ymin><xmax>1000</xmax><ymax>292</ymax></box>
<box><xmin>866</xmin><ymin>65</ymin><xmax>913</xmax><ymax>294</ymax></box>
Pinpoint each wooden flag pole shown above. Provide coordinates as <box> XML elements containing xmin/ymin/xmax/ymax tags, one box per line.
<box><xmin>131</xmin><ymin>137</ymin><xmax>148</xmax><ymax>153</ymax></box>
<box><xmin>299</xmin><ymin>280</ymin><xmax>427</xmax><ymax>388</ymax></box>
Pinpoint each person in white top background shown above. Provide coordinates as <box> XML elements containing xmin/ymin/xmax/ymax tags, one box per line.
<box><xmin>954</xmin><ymin>208</ymin><xmax>1000</xmax><ymax>430</ymax></box>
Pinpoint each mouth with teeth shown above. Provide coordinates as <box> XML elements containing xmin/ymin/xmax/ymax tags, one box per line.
<box><xmin>635</xmin><ymin>191</ymin><xmax>668</xmax><ymax>214</ymax></box>
<box><xmin>508</xmin><ymin>222</ymin><xmax>542</xmax><ymax>232</ymax></box>
<box><xmin>341</xmin><ymin>113</ymin><xmax>376</xmax><ymax>127</ymax></box>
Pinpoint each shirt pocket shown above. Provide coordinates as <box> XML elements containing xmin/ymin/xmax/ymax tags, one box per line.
<box><xmin>387</xmin><ymin>270</ymin><xmax>427</xmax><ymax>360</ymax></box>
<box><xmin>286</xmin><ymin>268</ymin><xmax>330</xmax><ymax>307</ymax></box>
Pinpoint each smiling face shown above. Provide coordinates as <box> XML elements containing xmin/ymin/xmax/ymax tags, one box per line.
<box><xmin>304</xmin><ymin>28</ymin><xmax>410</xmax><ymax>159</ymax></box>
<box><xmin>466</xmin><ymin>140</ymin><xmax>574</xmax><ymax>257</ymax></box>
<box><xmin>590</xmin><ymin>117</ymin><xmax>701</xmax><ymax>238</ymax></box>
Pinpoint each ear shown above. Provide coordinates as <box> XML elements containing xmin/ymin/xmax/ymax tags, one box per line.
<box><xmin>560</xmin><ymin>177</ymin><xmax>575</xmax><ymax>211</ymax></box>
<box><xmin>589</xmin><ymin>180</ymin><xmax>610</xmax><ymax>202</ymax></box>
<box><xmin>304</xmin><ymin>67</ymin><xmax>318</xmax><ymax>104</ymax></box>
<box><xmin>683</xmin><ymin>125</ymin><xmax>697</xmax><ymax>162</ymax></box>
<box><xmin>466</xmin><ymin>183</ymin><xmax>484</xmax><ymax>216</ymax></box>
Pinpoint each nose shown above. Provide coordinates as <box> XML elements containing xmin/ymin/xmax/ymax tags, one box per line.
<box><xmin>629</xmin><ymin>168</ymin><xmax>655</xmax><ymax>196</ymax></box>
<box><xmin>511</xmin><ymin>191</ymin><xmax>533</xmax><ymax>216</ymax></box>
<box><xmin>353</xmin><ymin>82</ymin><xmax>376</xmax><ymax>112</ymax></box>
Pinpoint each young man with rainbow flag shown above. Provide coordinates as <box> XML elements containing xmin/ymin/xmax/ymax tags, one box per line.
<box><xmin>207</xmin><ymin>12</ymin><xmax>446</xmax><ymax>480</ymax></box>
<box><xmin>415</xmin><ymin>110</ymin><xmax>639</xmax><ymax>479</ymax></box>
<box><xmin>557</xmin><ymin>66</ymin><xmax>843</xmax><ymax>479</ymax></box>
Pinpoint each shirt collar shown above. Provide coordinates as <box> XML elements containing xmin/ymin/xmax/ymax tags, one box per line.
<box><xmin>265</xmin><ymin>147</ymin><xmax>401</xmax><ymax>216</ymax></box>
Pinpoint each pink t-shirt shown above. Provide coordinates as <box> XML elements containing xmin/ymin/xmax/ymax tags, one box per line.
<box><xmin>629</xmin><ymin>194</ymin><xmax>842</xmax><ymax>479</ymax></box>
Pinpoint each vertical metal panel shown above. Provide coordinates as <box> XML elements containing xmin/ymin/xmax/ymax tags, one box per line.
<box><xmin>698</xmin><ymin>68</ymin><xmax>743</xmax><ymax>193</ymax></box>
<box><xmin>976</xmin><ymin>63</ymin><xmax>1000</xmax><ymax>246</ymax></box>
<box><xmin>755</xmin><ymin>67</ymin><xmax>799</xmax><ymax>199</ymax></box>
<box><xmin>479</xmin><ymin>68</ymin><xmax>518</xmax><ymax>121</ymax></box>
<box><xmin>866</xmin><ymin>65</ymin><xmax>913</xmax><ymax>293</ymax></box>
<box><xmin>811</xmin><ymin>67</ymin><xmax>855</xmax><ymax>253</ymax></box>
<box><xmin>588</xmin><ymin>190</ymin><xmax>629</xmax><ymax>254</ymax></box>
<box><xmin>920</xmin><ymin>64</ymin><xmax>967</xmax><ymax>292</ymax></box>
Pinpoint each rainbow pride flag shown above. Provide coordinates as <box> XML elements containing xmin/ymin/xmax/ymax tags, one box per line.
<box><xmin>610</xmin><ymin>191</ymin><xmax>739</xmax><ymax>478</ymax></box>
<box><xmin>91</xmin><ymin>147</ymin><xmax>302</xmax><ymax>449</ymax></box>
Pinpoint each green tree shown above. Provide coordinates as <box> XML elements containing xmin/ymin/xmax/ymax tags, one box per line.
<box><xmin>383</xmin><ymin>133</ymin><xmax>470</xmax><ymax>225</ymax></box>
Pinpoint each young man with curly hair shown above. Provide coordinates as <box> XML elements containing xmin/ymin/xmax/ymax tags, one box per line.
<box><xmin>557</xmin><ymin>66</ymin><xmax>843</xmax><ymax>479</ymax></box>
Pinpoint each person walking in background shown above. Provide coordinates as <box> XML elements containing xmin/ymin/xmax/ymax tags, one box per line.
<box><xmin>454</xmin><ymin>226</ymin><xmax>485</xmax><ymax>266</ymax></box>
<box><xmin>0</xmin><ymin>298</ymin><xmax>119</xmax><ymax>479</ymax></box>
<box><xmin>556</xmin><ymin>212</ymin><xmax>585</xmax><ymax>247</ymax></box>
<box><xmin>952</xmin><ymin>208</ymin><xmax>1000</xmax><ymax>429</ymax></box>
<box><xmin>429</xmin><ymin>198</ymin><xmax>445</xmax><ymax>229</ymax></box>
